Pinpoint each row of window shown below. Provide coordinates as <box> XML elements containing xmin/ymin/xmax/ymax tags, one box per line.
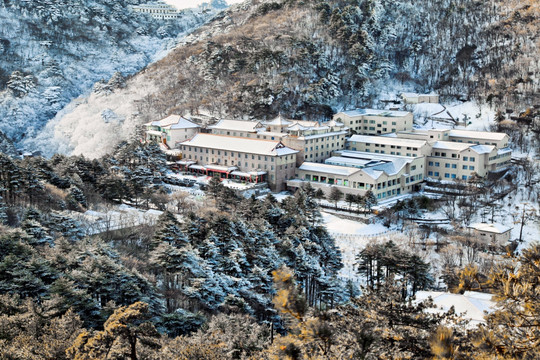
<box><xmin>377</xmin><ymin>189</ymin><xmax>401</xmax><ymax>199</ymax></box>
<box><xmin>433</xmin><ymin>152</ymin><xmax>459</xmax><ymax>158</ymax></box>
<box><xmin>489</xmin><ymin>153</ymin><xmax>510</xmax><ymax>161</ymax></box>
<box><xmin>182</xmin><ymin>146</ymin><xmax>297</xmax><ymax>162</ymax></box>
<box><xmin>355</xmin><ymin>127</ymin><xmax>396</xmax><ymax>133</ymax></box>
<box><xmin>302</xmin><ymin>173</ymin><xmax>421</xmax><ymax>190</ymax></box>
<box><xmin>364</xmin><ymin>149</ymin><xmax>416</xmax><ymax>157</ymax></box>
<box><xmin>353</xmin><ymin>120</ymin><xmax>399</xmax><ymax>125</ymax></box>
<box><xmin>451</xmin><ymin>139</ymin><xmax>502</xmax><ymax>147</ymax></box>
<box><xmin>304</xmin><ymin>143</ymin><xmax>339</xmax><ymax>151</ymax></box>
<box><xmin>365</xmin><ymin>143</ymin><xmax>419</xmax><ymax>151</ymax></box>
<box><xmin>429</xmin><ymin>162</ymin><xmax>474</xmax><ymax>171</ymax></box>
<box><xmin>428</xmin><ymin>171</ymin><xmax>472</xmax><ymax>180</ymax></box>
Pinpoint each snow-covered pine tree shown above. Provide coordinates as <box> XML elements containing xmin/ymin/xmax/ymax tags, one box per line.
<box><xmin>151</xmin><ymin>211</ymin><xmax>188</xmax><ymax>249</ymax></box>
<box><xmin>0</xmin><ymin>193</ymin><xmax>7</xmax><ymax>225</ymax></box>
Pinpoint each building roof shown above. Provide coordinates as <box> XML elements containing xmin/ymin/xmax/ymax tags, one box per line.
<box><xmin>361</xmin><ymin>167</ymin><xmax>385</xmax><ymax>180</ymax></box>
<box><xmin>349</xmin><ymin>135</ymin><xmax>427</xmax><ymax>148</ymax></box>
<box><xmin>301</xmin><ymin>130</ymin><xmax>348</xmax><ymax>140</ymax></box>
<box><xmin>148</xmin><ymin>115</ymin><xmax>200</xmax><ymax>129</ymax></box>
<box><xmin>287</xmin><ymin>123</ymin><xmax>310</xmax><ymax>131</ymax></box>
<box><xmin>180</xmin><ymin>134</ymin><xmax>298</xmax><ymax>157</ymax></box>
<box><xmin>298</xmin><ymin>162</ymin><xmax>360</xmax><ymax>176</ymax></box>
<box><xmin>470</xmin><ymin>144</ymin><xmax>496</xmax><ymax>154</ymax></box>
<box><xmin>431</xmin><ymin>141</ymin><xmax>472</xmax><ymax>151</ymax></box>
<box><xmin>208</xmin><ymin>119</ymin><xmax>263</xmax><ymax>132</ymax></box>
<box><xmin>449</xmin><ymin>129</ymin><xmax>508</xmax><ymax>141</ymax></box>
<box><xmin>337</xmin><ymin>150</ymin><xmax>416</xmax><ymax>161</ymax></box>
<box><xmin>327</xmin><ymin>152</ymin><xmax>413</xmax><ymax>179</ymax></box>
<box><xmin>326</xmin><ymin>156</ymin><xmax>377</xmax><ymax>168</ymax></box>
<box><xmin>264</xmin><ymin>114</ymin><xmax>293</xmax><ymax>126</ymax></box>
<box><xmin>469</xmin><ymin>223</ymin><xmax>512</xmax><ymax>234</ymax></box>
<box><xmin>339</xmin><ymin>108</ymin><xmax>411</xmax><ymax>118</ymax></box>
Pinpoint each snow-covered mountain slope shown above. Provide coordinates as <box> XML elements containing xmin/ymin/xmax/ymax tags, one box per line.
<box><xmin>27</xmin><ymin>0</ymin><xmax>540</xmax><ymax>158</ymax></box>
<box><xmin>0</xmin><ymin>0</ymin><xmax>221</xmax><ymax>148</ymax></box>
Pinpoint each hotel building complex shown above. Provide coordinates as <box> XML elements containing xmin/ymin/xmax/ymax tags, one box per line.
<box><xmin>147</xmin><ymin>108</ymin><xmax>513</xmax><ymax>199</ymax></box>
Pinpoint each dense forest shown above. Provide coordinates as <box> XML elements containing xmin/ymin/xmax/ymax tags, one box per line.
<box><xmin>0</xmin><ymin>140</ymin><xmax>539</xmax><ymax>359</ymax></box>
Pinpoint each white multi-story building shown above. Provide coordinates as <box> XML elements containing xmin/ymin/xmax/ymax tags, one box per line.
<box><xmin>208</xmin><ymin>115</ymin><xmax>348</xmax><ymax>165</ymax></box>
<box><xmin>178</xmin><ymin>134</ymin><xmax>298</xmax><ymax>191</ymax></box>
<box><xmin>395</xmin><ymin>129</ymin><xmax>510</xmax><ymax>149</ymax></box>
<box><xmin>288</xmin><ymin>150</ymin><xmax>425</xmax><ymax>200</ymax></box>
<box><xmin>261</xmin><ymin>116</ymin><xmax>349</xmax><ymax>165</ymax></box>
<box><xmin>132</xmin><ymin>1</ymin><xmax>180</xmax><ymax>20</ymax></box>
<box><xmin>348</xmin><ymin>135</ymin><xmax>431</xmax><ymax>157</ymax></box>
<box><xmin>145</xmin><ymin>115</ymin><xmax>200</xmax><ymax>148</ymax></box>
<box><xmin>348</xmin><ymin>129</ymin><xmax>512</xmax><ymax>181</ymax></box>
<box><xmin>333</xmin><ymin>109</ymin><xmax>413</xmax><ymax>135</ymax></box>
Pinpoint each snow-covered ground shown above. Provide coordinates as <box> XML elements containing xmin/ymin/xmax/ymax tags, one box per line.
<box><xmin>416</xmin><ymin>291</ymin><xmax>495</xmax><ymax>325</ymax></box>
<box><xmin>70</xmin><ymin>205</ymin><xmax>164</xmax><ymax>235</ymax></box>
<box><xmin>322</xmin><ymin>211</ymin><xmax>392</xmax><ymax>279</ymax></box>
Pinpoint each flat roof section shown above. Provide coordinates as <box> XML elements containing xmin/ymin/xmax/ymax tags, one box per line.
<box><xmin>348</xmin><ymin>135</ymin><xmax>427</xmax><ymax>148</ymax></box>
<box><xmin>208</xmin><ymin>119</ymin><xmax>263</xmax><ymax>132</ymax></box>
<box><xmin>449</xmin><ymin>129</ymin><xmax>508</xmax><ymax>141</ymax></box>
<box><xmin>298</xmin><ymin>162</ymin><xmax>360</xmax><ymax>177</ymax></box>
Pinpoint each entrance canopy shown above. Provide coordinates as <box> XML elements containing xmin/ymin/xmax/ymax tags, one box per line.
<box><xmin>205</xmin><ymin>164</ymin><xmax>238</xmax><ymax>173</ymax></box>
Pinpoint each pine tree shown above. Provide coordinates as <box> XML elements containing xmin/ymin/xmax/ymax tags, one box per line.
<box><xmin>208</xmin><ymin>175</ymin><xmax>223</xmax><ymax>199</ymax></box>
<box><xmin>151</xmin><ymin>211</ymin><xmax>188</xmax><ymax>249</ymax></box>
<box><xmin>328</xmin><ymin>187</ymin><xmax>343</xmax><ymax>208</ymax></box>
<box><xmin>345</xmin><ymin>193</ymin><xmax>355</xmax><ymax>210</ymax></box>
<box><xmin>363</xmin><ymin>190</ymin><xmax>377</xmax><ymax>212</ymax></box>
<box><xmin>67</xmin><ymin>302</ymin><xmax>160</xmax><ymax>360</ymax></box>
<box><xmin>0</xmin><ymin>192</ymin><xmax>7</xmax><ymax>225</ymax></box>
<box><xmin>474</xmin><ymin>244</ymin><xmax>540</xmax><ymax>358</ymax></box>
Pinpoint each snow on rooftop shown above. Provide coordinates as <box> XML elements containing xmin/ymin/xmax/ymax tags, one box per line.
<box><xmin>181</xmin><ymin>134</ymin><xmax>298</xmax><ymax>157</ymax></box>
<box><xmin>431</xmin><ymin>141</ymin><xmax>472</xmax><ymax>151</ymax></box>
<box><xmin>325</xmin><ymin>156</ymin><xmax>373</xmax><ymax>168</ymax></box>
<box><xmin>151</xmin><ymin>115</ymin><xmax>199</xmax><ymax>129</ymax></box>
<box><xmin>449</xmin><ymin>129</ymin><xmax>507</xmax><ymax>141</ymax></box>
<box><xmin>361</xmin><ymin>167</ymin><xmax>384</xmax><ymax>180</ymax></box>
<box><xmin>208</xmin><ymin>119</ymin><xmax>263</xmax><ymax>132</ymax></box>
<box><xmin>325</xmin><ymin>152</ymin><xmax>411</xmax><ymax>179</ymax></box>
<box><xmin>469</xmin><ymin>223</ymin><xmax>512</xmax><ymax>234</ymax></box>
<box><xmin>470</xmin><ymin>144</ymin><xmax>495</xmax><ymax>154</ymax></box>
<box><xmin>287</xmin><ymin>123</ymin><xmax>310</xmax><ymax>131</ymax></box>
<box><xmin>339</xmin><ymin>108</ymin><xmax>411</xmax><ymax>117</ymax></box>
<box><xmin>338</xmin><ymin>150</ymin><xmax>416</xmax><ymax>161</ymax></box>
<box><xmin>370</xmin><ymin>160</ymin><xmax>406</xmax><ymax>176</ymax></box>
<box><xmin>264</xmin><ymin>114</ymin><xmax>293</xmax><ymax>126</ymax></box>
<box><xmin>298</xmin><ymin>162</ymin><xmax>360</xmax><ymax>176</ymax></box>
<box><xmin>349</xmin><ymin>135</ymin><xmax>427</xmax><ymax>147</ymax></box>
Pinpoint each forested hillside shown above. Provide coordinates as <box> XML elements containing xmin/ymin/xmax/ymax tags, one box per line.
<box><xmin>0</xmin><ymin>140</ymin><xmax>539</xmax><ymax>358</ymax></box>
<box><xmin>0</xmin><ymin>0</ymin><xmax>218</xmax><ymax>148</ymax></box>
<box><xmin>37</xmin><ymin>0</ymin><xmax>539</xmax><ymax>158</ymax></box>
